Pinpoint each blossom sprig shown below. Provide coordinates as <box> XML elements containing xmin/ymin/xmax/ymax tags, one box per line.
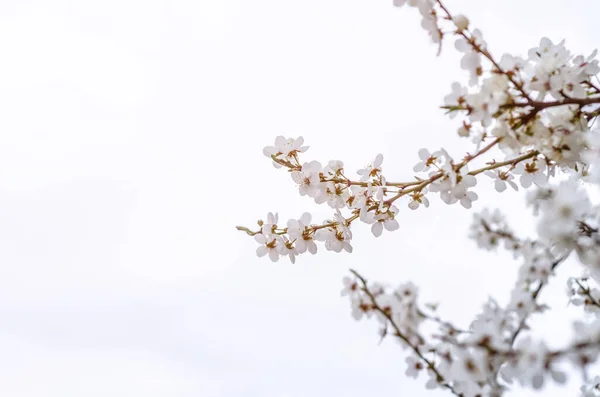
<box><xmin>347</xmin><ymin>267</ymin><xmax>600</xmax><ymax>394</ymax></box>
<box><xmin>237</xmin><ymin>135</ymin><xmax>547</xmax><ymax>263</ymax></box>
<box><xmin>345</xmin><ymin>269</ymin><xmax>464</xmax><ymax>396</ymax></box>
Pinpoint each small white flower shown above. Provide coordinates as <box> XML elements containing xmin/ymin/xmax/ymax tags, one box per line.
<box><xmin>357</xmin><ymin>154</ymin><xmax>384</xmax><ymax>182</ymax></box>
<box><xmin>371</xmin><ymin>206</ymin><xmax>400</xmax><ymax>237</ymax></box>
<box><xmin>315</xmin><ymin>227</ymin><xmax>353</xmax><ymax>253</ymax></box>
<box><xmin>408</xmin><ymin>188</ymin><xmax>430</xmax><ymax>210</ymax></box>
<box><xmin>334</xmin><ymin>209</ymin><xmax>353</xmax><ymax>240</ymax></box>
<box><xmin>260</xmin><ymin>212</ymin><xmax>279</xmax><ymax>236</ymax></box>
<box><xmin>287</xmin><ymin>213</ymin><xmax>317</xmax><ymax>255</ymax></box>
<box><xmin>413</xmin><ymin>148</ymin><xmax>442</xmax><ymax>172</ymax></box>
<box><xmin>255</xmin><ymin>234</ymin><xmax>281</xmax><ymax>262</ymax></box>
<box><xmin>405</xmin><ymin>355</ymin><xmax>423</xmax><ymax>378</ymax></box>
<box><xmin>263</xmin><ymin>136</ymin><xmax>309</xmax><ymax>167</ymax></box>
<box><xmin>513</xmin><ymin>161</ymin><xmax>548</xmax><ymax>188</ymax></box>
<box><xmin>485</xmin><ymin>170</ymin><xmax>519</xmax><ymax>192</ymax></box>
<box><xmin>341</xmin><ymin>276</ymin><xmax>359</xmax><ymax>297</ymax></box>
<box><xmin>291</xmin><ymin>161</ymin><xmax>323</xmax><ymax>198</ymax></box>
<box><xmin>323</xmin><ymin>160</ymin><xmax>344</xmax><ymax>178</ymax></box>
<box><xmin>277</xmin><ymin>235</ymin><xmax>298</xmax><ymax>264</ymax></box>
<box><xmin>324</xmin><ymin>182</ymin><xmax>350</xmax><ymax>209</ymax></box>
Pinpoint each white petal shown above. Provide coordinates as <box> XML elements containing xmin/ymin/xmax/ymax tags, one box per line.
<box><xmin>460</xmin><ymin>198</ymin><xmax>472</xmax><ymax>209</ymax></box>
<box><xmin>384</xmin><ymin>220</ymin><xmax>399</xmax><ymax>232</ymax></box>
<box><xmin>495</xmin><ymin>180</ymin><xmax>507</xmax><ymax>192</ymax></box>
<box><xmin>256</xmin><ymin>246</ymin><xmax>268</xmax><ymax>257</ymax></box>
<box><xmin>263</xmin><ymin>146</ymin><xmax>276</xmax><ymax>157</ymax></box>
<box><xmin>372</xmin><ymin>222</ymin><xmax>383</xmax><ymax>237</ymax></box>
<box><xmin>268</xmin><ymin>249</ymin><xmax>279</xmax><ymax>262</ymax></box>
<box><xmin>373</xmin><ymin>154</ymin><xmax>384</xmax><ymax>168</ymax></box>
<box><xmin>274</xmin><ymin>136</ymin><xmax>286</xmax><ymax>147</ymax></box>
<box><xmin>418</xmin><ymin>148</ymin><xmax>430</xmax><ymax>161</ymax></box>
<box><xmin>291</xmin><ymin>171</ymin><xmax>304</xmax><ymax>184</ymax></box>
<box><xmin>300</xmin><ymin>212</ymin><xmax>312</xmax><ymax>226</ymax></box>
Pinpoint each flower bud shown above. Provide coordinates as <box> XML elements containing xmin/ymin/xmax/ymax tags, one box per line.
<box><xmin>453</xmin><ymin>15</ymin><xmax>469</xmax><ymax>32</ymax></box>
<box><xmin>457</xmin><ymin>125</ymin><xmax>470</xmax><ymax>137</ymax></box>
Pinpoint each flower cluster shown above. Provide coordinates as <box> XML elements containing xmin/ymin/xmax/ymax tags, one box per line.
<box><xmin>343</xmin><ymin>270</ymin><xmax>600</xmax><ymax>397</ymax></box>
<box><xmin>237</xmin><ymin>0</ymin><xmax>600</xmax><ymax>394</ymax></box>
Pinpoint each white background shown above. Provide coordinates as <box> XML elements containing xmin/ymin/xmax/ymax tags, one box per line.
<box><xmin>0</xmin><ymin>0</ymin><xmax>598</xmax><ymax>396</ymax></box>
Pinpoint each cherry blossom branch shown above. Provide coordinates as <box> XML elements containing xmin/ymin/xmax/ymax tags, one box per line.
<box><xmin>240</xmin><ymin>0</ymin><xmax>600</xmax><ymax>393</ymax></box>
<box><xmin>443</xmin><ymin>337</ymin><xmax>600</xmax><ymax>363</ymax></box>
<box><xmin>385</xmin><ymin>137</ymin><xmax>502</xmax><ymax>205</ymax></box>
<box><xmin>349</xmin><ymin>269</ymin><xmax>463</xmax><ymax>397</ymax></box>
<box><xmin>237</xmin><ymin>145</ymin><xmax>540</xmax><ymax>244</ymax></box>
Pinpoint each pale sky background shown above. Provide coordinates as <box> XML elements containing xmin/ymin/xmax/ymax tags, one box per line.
<box><xmin>0</xmin><ymin>1</ymin><xmax>599</xmax><ymax>396</ymax></box>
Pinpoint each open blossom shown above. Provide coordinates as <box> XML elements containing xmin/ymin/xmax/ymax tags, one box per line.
<box><xmin>277</xmin><ymin>235</ymin><xmax>298</xmax><ymax>264</ymax></box>
<box><xmin>405</xmin><ymin>355</ymin><xmax>424</xmax><ymax>378</ymax></box>
<box><xmin>341</xmin><ymin>276</ymin><xmax>359</xmax><ymax>297</ymax></box>
<box><xmin>413</xmin><ymin>148</ymin><xmax>442</xmax><ymax>172</ymax></box>
<box><xmin>485</xmin><ymin>170</ymin><xmax>518</xmax><ymax>192</ymax></box>
<box><xmin>512</xmin><ymin>160</ymin><xmax>548</xmax><ymax>188</ymax></box>
<box><xmin>455</xmin><ymin>30</ymin><xmax>485</xmax><ymax>86</ymax></box>
<box><xmin>501</xmin><ymin>337</ymin><xmax>552</xmax><ymax>389</ymax></box>
<box><xmin>357</xmin><ymin>154</ymin><xmax>383</xmax><ymax>182</ymax></box>
<box><xmin>254</xmin><ymin>233</ymin><xmax>281</xmax><ymax>262</ymax></box>
<box><xmin>408</xmin><ymin>188</ymin><xmax>430</xmax><ymax>210</ymax></box>
<box><xmin>431</xmin><ymin>168</ymin><xmax>478</xmax><ymax>209</ymax></box>
<box><xmin>349</xmin><ymin>183</ymin><xmax>376</xmax><ymax>223</ymax></box>
<box><xmin>450</xmin><ymin>348</ymin><xmax>489</xmax><ymax>384</ymax></box>
<box><xmin>263</xmin><ymin>136</ymin><xmax>309</xmax><ymax>168</ymax></box>
<box><xmin>444</xmin><ymin>82</ymin><xmax>467</xmax><ymax>108</ymax></box>
<box><xmin>323</xmin><ymin>160</ymin><xmax>344</xmax><ymax>177</ymax></box>
<box><xmin>287</xmin><ymin>213</ymin><xmax>317</xmax><ymax>255</ymax></box>
<box><xmin>323</xmin><ymin>181</ymin><xmax>350</xmax><ymax>209</ymax></box>
<box><xmin>315</xmin><ymin>226</ymin><xmax>353</xmax><ymax>253</ymax></box>
<box><xmin>333</xmin><ymin>209</ymin><xmax>353</xmax><ymax>240</ymax></box>
<box><xmin>532</xmin><ymin>179</ymin><xmax>592</xmax><ymax>245</ymax></box>
<box><xmin>260</xmin><ymin>212</ymin><xmax>279</xmax><ymax>236</ymax></box>
<box><xmin>291</xmin><ymin>161</ymin><xmax>324</xmax><ymax>199</ymax></box>
<box><xmin>525</xmin><ymin>38</ymin><xmax>573</xmax><ymax>100</ymax></box>
<box><xmin>371</xmin><ymin>205</ymin><xmax>400</xmax><ymax>237</ymax></box>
